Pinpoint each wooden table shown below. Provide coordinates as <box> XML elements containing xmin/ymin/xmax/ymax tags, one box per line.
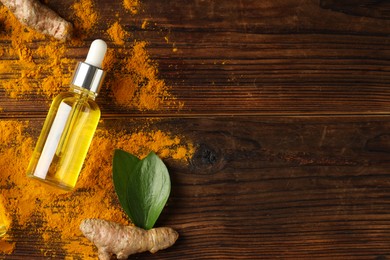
<box><xmin>1</xmin><ymin>0</ymin><xmax>390</xmax><ymax>259</ymax></box>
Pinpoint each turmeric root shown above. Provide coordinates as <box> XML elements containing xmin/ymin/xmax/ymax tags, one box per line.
<box><xmin>80</xmin><ymin>219</ymin><xmax>179</xmax><ymax>260</ymax></box>
<box><xmin>0</xmin><ymin>0</ymin><xmax>73</xmax><ymax>41</ymax></box>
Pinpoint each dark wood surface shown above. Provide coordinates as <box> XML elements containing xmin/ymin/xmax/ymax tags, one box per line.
<box><xmin>1</xmin><ymin>0</ymin><xmax>390</xmax><ymax>259</ymax></box>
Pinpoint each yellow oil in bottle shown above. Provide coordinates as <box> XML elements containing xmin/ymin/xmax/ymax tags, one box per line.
<box><xmin>27</xmin><ymin>39</ymin><xmax>107</xmax><ymax>191</ymax></box>
<box><xmin>27</xmin><ymin>86</ymin><xmax>101</xmax><ymax>190</ymax></box>
<box><xmin>0</xmin><ymin>195</ymin><xmax>8</xmax><ymax>237</ymax></box>
<box><xmin>0</xmin><ymin>224</ymin><xmax>6</xmax><ymax>237</ymax></box>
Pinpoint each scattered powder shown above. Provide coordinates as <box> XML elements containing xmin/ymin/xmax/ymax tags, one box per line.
<box><xmin>0</xmin><ymin>240</ymin><xmax>15</xmax><ymax>254</ymax></box>
<box><xmin>0</xmin><ymin>3</ymin><xmax>177</xmax><ymax>112</ymax></box>
<box><xmin>0</xmin><ymin>6</ymin><xmax>74</xmax><ymax>99</ymax></box>
<box><xmin>141</xmin><ymin>19</ymin><xmax>148</xmax><ymax>29</ymax></box>
<box><xmin>102</xmin><ymin>48</ymin><xmax>117</xmax><ymax>71</ymax></box>
<box><xmin>99</xmin><ymin>128</ymin><xmax>194</xmax><ymax>160</ymax></box>
<box><xmin>72</xmin><ymin>0</ymin><xmax>99</xmax><ymax>33</ymax></box>
<box><xmin>0</xmin><ymin>120</ymin><xmax>194</xmax><ymax>258</ymax></box>
<box><xmin>107</xmin><ymin>21</ymin><xmax>128</xmax><ymax>45</ymax></box>
<box><xmin>108</xmin><ymin>41</ymin><xmax>178</xmax><ymax>111</ymax></box>
<box><xmin>164</xmin><ymin>36</ymin><xmax>178</xmax><ymax>53</ymax></box>
<box><xmin>123</xmin><ymin>0</ymin><xmax>140</xmax><ymax>15</ymax></box>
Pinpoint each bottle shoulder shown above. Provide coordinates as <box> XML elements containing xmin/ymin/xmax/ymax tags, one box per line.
<box><xmin>53</xmin><ymin>91</ymin><xmax>75</xmax><ymax>102</ymax></box>
<box><xmin>52</xmin><ymin>91</ymin><xmax>100</xmax><ymax>112</ymax></box>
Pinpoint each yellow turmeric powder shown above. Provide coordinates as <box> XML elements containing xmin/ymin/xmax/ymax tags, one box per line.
<box><xmin>123</xmin><ymin>0</ymin><xmax>140</xmax><ymax>14</ymax></box>
<box><xmin>0</xmin><ymin>5</ymin><xmax>74</xmax><ymax>99</ymax></box>
<box><xmin>0</xmin><ymin>0</ymin><xmax>173</xmax><ymax>110</ymax></box>
<box><xmin>107</xmin><ymin>21</ymin><xmax>128</xmax><ymax>45</ymax></box>
<box><xmin>72</xmin><ymin>0</ymin><xmax>98</xmax><ymax>33</ymax></box>
<box><xmin>0</xmin><ymin>0</ymin><xmax>101</xmax><ymax>100</ymax></box>
<box><xmin>141</xmin><ymin>19</ymin><xmax>148</xmax><ymax>29</ymax></box>
<box><xmin>0</xmin><ymin>240</ymin><xmax>15</xmax><ymax>255</ymax></box>
<box><xmin>0</xmin><ymin>120</ymin><xmax>194</xmax><ymax>258</ymax></box>
<box><xmin>0</xmin><ymin>2</ymin><xmax>177</xmax><ymax>112</ymax></box>
<box><xmin>108</xmin><ymin>41</ymin><xmax>179</xmax><ymax>111</ymax></box>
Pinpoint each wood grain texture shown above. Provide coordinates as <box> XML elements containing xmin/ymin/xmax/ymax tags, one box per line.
<box><xmin>0</xmin><ymin>0</ymin><xmax>389</xmax><ymax>116</ymax></box>
<box><xmin>4</xmin><ymin>116</ymin><xmax>390</xmax><ymax>259</ymax></box>
<box><xmin>320</xmin><ymin>0</ymin><xmax>390</xmax><ymax>19</ymax></box>
<box><xmin>0</xmin><ymin>0</ymin><xmax>390</xmax><ymax>259</ymax></box>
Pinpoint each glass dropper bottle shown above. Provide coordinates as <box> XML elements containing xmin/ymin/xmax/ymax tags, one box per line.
<box><xmin>27</xmin><ymin>39</ymin><xmax>107</xmax><ymax>191</ymax></box>
<box><xmin>0</xmin><ymin>194</ymin><xmax>8</xmax><ymax>237</ymax></box>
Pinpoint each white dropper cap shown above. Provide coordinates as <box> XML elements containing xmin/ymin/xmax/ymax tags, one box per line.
<box><xmin>71</xmin><ymin>39</ymin><xmax>107</xmax><ymax>94</ymax></box>
<box><xmin>85</xmin><ymin>39</ymin><xmax>107</xmax><ymax>68</ymax></box>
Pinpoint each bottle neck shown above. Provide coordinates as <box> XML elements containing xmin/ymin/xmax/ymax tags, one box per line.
<box><xmin>70</xmin><ymin>85</ymin><xmax>97</xmax><ymax>100</ymax></box>
<box><xmin>71</xmin><ymin>62</ymin><xmax>105</xmax><ymax>94</ymax></box>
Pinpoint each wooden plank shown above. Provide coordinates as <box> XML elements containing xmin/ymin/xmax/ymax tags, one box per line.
<box><xmin>1</xmin><ymin>0</ymin><xmax>390</xmax><ymax>259</ymax></box>
<box><xmin>3</xmin><ymin>116</ymin><xmax>390</xmax><ymax>259</ymax></box>
<box><xmin>0</xmin><ymin>0</ymin><xmax>389</xmax><ymax>116</ymax></box>
<box><xmin>320</xmin><ymin>0</ymin><xmax>390</xmax><ymax>19</ymax></box>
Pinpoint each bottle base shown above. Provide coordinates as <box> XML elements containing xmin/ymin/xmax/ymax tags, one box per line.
<box><xmin>0</xmin><ymin>225</ymin><xmax>7</xmax><ymax>237</ymax></box>
<box><xmin>27</xmin><ymin>174</ymin><xmax>74</xmax><ymax>192</ymax></box>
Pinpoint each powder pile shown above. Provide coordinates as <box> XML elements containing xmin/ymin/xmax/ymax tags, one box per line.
<box><xmin>0</xmin><ymin>0</ymin><xmax>177</xmax><ymax>112</ymax></box>
<box><xmin>0</xmin><ymin>240</ymin><xmax>15</xmax><ymax>254</ymax></box>
<box><xmin>0</xmin><ymin>6</ymin><xmax>74</xmax><ymax>99</ymax></box>
<box><xmin>0</xmin><ymin>120</ymin><xmax>194</xmax><ymax>258</ymax></box>
<box><xmin>72</xmin><ymin>0</ymin><xmax>98</xmax><ymax>33</ymax></box>
<box><xmin>107</xmin><ymin>21</ymin><xmax>128</xmax><ymax>45</ymax></box>
<box><xmin>108</xmin><ymin>41</ymin><xmax>180</xmax><ymax>111</ymax></box>
<box><xmin>123</xmin><ymin>0</ymin><xmax>140</xmax><ymax>14</ymax></box>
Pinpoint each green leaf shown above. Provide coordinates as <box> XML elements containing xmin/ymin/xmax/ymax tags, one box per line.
<box><xmin>112</xmin><ymin>150</ymin><xmax>171</xmax><ymax>230</ymax></box>
<box><xmin>127</xmin><ymin>152</ymin><xmax>171</xmax><ymax>230</ymax></box>
<box><xmin>112</xmin><ymin>149</ymin><xmax>140</xmax><ymax>221</ymax></box>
